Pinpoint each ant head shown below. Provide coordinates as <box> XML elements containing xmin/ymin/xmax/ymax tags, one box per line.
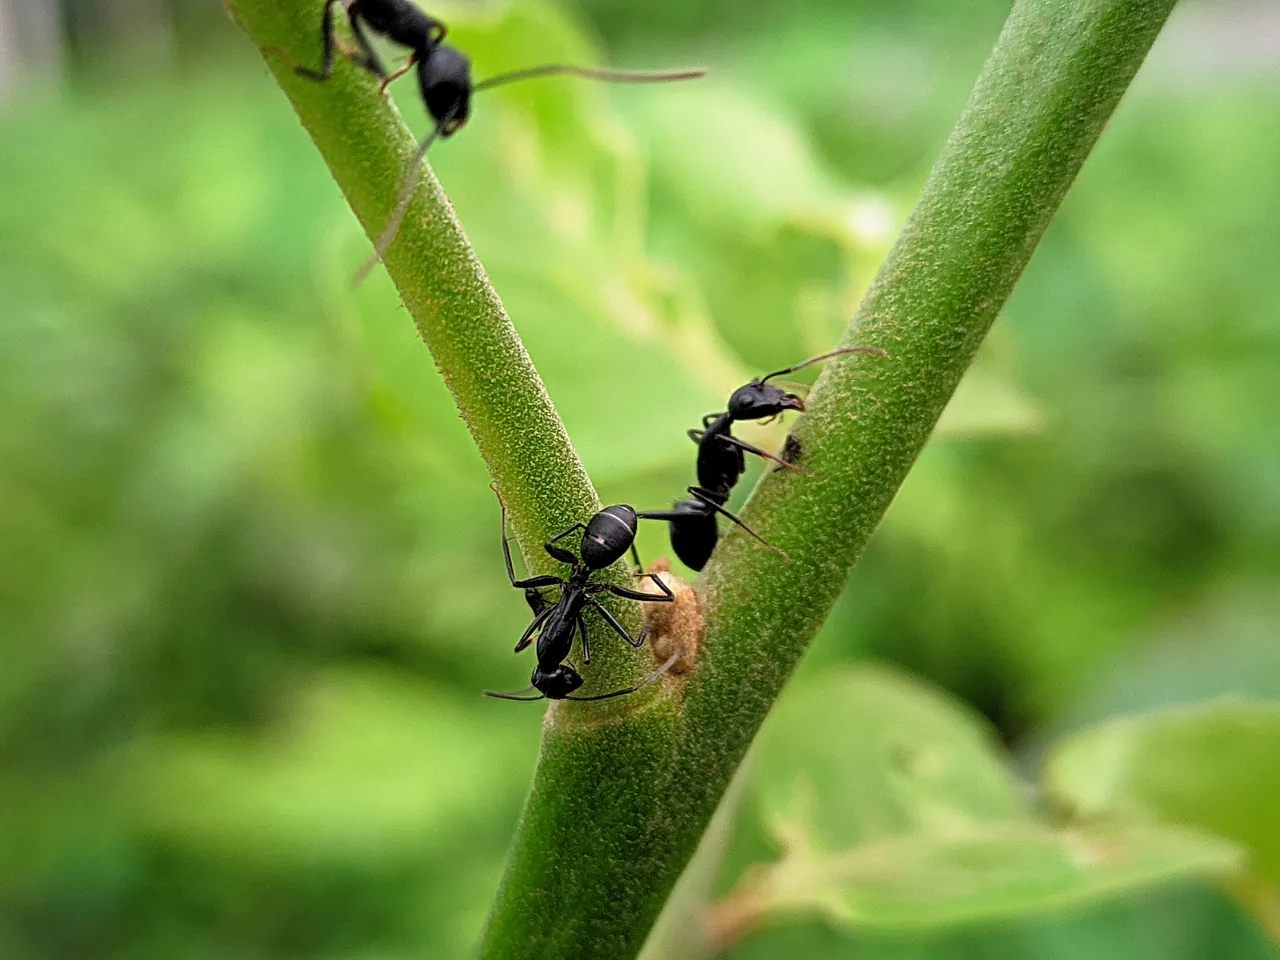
<box><xmin>533</xmin><ymin>663</ymin><xmax>583</xmax><ymax>700</ymax></box>
<box><xmin>581</xmin><ymin>505</ymin><xmax>639</xmax><ymax>570</ymax></box>
<box><xmin>727</xmin><ymin>380</ymin><xmax>803</xmax><ymax>422</ymax></box>
<box><xmin>420</xmin><ymin>44</ymin><xmax>472</xmax><ymax>134</ymax></box>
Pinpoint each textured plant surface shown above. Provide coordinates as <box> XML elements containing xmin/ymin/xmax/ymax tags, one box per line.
<box><xmin>213</xmin><ymin>1</ymin><xmax>1274</xmax><ymax>958</ymax></box>
<box><xmin>221</xmin><ymin>0</ymin><xmax>666</xmax><ymax>696</ymax></box>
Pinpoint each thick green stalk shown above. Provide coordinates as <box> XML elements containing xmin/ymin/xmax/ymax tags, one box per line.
<box><xmin>480</xmin><ymin>1</ymin><xmax>1177</xmax><ymax>958</ymax></box>
<box><xmin>220</xmin><ymin>0</ymin><xmax>592</xmax><ymax>547</ymax></box>
<box><xmin>222</xmin><ymin>0</ymin><xmax>655</xmax><ymax>693</ymax></box>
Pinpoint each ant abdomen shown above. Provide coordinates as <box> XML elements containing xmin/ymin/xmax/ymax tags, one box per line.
<box><xmin>581</xmin><ymin>505</ymin><xmax>640</xmax><ymax>570</ymax></box>
<box><xmin>668</xmin><ymin>506</ymin><xmax>719</xmax><ymax>572</ymax></box>
<box><xmin>420</xmin><ymin>45</ymin><xmax>472</xmax><ymax>131</ymax></box>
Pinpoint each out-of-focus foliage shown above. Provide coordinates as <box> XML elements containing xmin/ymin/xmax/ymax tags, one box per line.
<box><xmin>642</xmin><ymin>669</ymin><xmax>1246</xmax><ymax>959</ymax></box>
<box><xmin>1047</xmin><ymin>699</ymin><xmax>1280</xmax><ymax>882</ymax></box>
<box><xmin>0</xmin><ymin>0</ymin><xmax>1278</xmax><ymax>957</ymax></box>
<box><xmin>713</xmin><ymin>669</ymin><xmax>1239</xmax><ymax>939</ymax></box>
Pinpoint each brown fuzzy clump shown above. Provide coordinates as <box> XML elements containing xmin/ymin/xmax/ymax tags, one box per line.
<box><xmin>640</xmin><ymin>558</ymin><xmax>703</xmax><ymax>675</ymax></box>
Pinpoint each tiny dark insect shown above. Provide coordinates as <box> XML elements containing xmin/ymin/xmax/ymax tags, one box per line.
<box><xmin>487</xmin><ymin>494</ymin><xmax>678</xmax><ymax>703</ymax></box>
<box><xmin>291</xmin><ymin>0</ymin><xmax>704</xmax><ymax>281</ymax></box>
<box><xmin>634</xmin><ymin>486</ymin><xmax>786</xmax><ymax>573</ymax></box>
<box><xmin>776</xmin><ymin>433</ymin><xmax>803</xmax><ymax>471</ymax></box>
<box><xmin>656</xmin><ymin>346</ymin><xmax>888</xmax><ymax>570</ymax></box>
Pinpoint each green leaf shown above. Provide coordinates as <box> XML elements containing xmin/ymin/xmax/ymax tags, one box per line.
<box><xmin>1044</xmin><ymin>698</ymin><xmax>1280</xmax><ymax>882</ymax></box>
<box><xmin>755</xmin><ymin>667</ymin><xmax>1026</xmax><ymax>853</ymax></box>
<box><xmin>715</xmin><ymin>669</ymin><xmax>1241</xmax><ymax>942</ymax></box>
<box><xmin>719</xmin><ymin>821</ymin><xmax>1240</xmax><ymax>934</ymax></box>
<box><xmin>343</xmin><ymin>1</ymin><xmax>732</xmax><ymax>485</ymax></box>
<box><xmin>639</xmin><ymin>84</ymin><xmax>852</xmax><ymax>229</ymax></box>
<box><xmin>638</xmin><ymin>83</ymin><xmax>890</xmax><ymax>371</ymax></box>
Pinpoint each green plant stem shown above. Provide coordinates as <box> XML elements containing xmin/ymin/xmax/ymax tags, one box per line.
<box><xmin>221</xmin><ymin>0</ymin><xmax>657</xmax><ymax>692</ymax></box>
<box><xmin>219</xmin><ymin>0</ymin><xmax>587</xmax><ymax>544</ymax></box>
<box><xmin>479</xmin><ymin>1</ymin><xmax>1177</xmax><ymax>957</ymax></box>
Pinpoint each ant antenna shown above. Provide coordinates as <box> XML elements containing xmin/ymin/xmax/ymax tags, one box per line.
<box><xmin>354</xmin><ymin>113</ymin><xmax>454</xmax><ymax>285</ymax></box>
<box><xmin>759</xmin><ymin>346</ymin><xmax>888</xmax><ymax>385</ymax></box>
<box><xmin>474</xmin><ymin>64</ymin><xmax>705</xmax><ymax>93</ymax></box>
<box><xmin>483</xmin><ymin>685</ymin><xmax>546</xmax><ymax>702</ymax></box>
<box><xmin>565</xmin><ymin>650</ymin><xmax>682</xmax><ymax>702</ymax></box>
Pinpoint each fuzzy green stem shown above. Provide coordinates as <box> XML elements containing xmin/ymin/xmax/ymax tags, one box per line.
<box><xmin>479</xmin><ymin>1</ymin><xmax>1178</xmax><ymax>957</ymax></box>
<box><xmin>221</xmin><ymin>0</ymin><xmax>658</xmax><ymax>694</ymax></box>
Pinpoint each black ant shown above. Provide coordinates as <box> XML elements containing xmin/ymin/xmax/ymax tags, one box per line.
<box><xmin>291</xmin><ymin>0</ymin><xmax>704</xmax><ymax>280</ymax></box>
<box><xmin>634</xmin><ymin>488</ymin><xmax>786</xmax><ymax>573</ymax></box>
<box><xmin>655</xmin><ymin>347</ymin><xmax>887</xmax><ymax>571</ymax></box>
<box><xmin>486</xmin><ymin>496</ymin><xmax>677</xmax><ymax>702</ymax></box>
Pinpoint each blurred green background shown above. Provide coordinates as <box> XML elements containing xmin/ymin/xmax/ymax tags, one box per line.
<box><xmin>1</xmin><ymin>0</ymin><xmax>1278</xmax><ymax>956</ymax></box>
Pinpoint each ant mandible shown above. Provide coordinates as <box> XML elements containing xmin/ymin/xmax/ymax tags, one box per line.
<box><xmin>486</xmin><ymin>495</ymin><xmax>677</xmax><ymax>702</ymax></box>
<box><xmin>292</xmin><ymin>0</ymin><xmax>705</xmax><ymax>280</ymax></box>
<box><xmin>654</xmin><ymin>346</ymin><xmax>887</xmax><ymax>571</ymax></box>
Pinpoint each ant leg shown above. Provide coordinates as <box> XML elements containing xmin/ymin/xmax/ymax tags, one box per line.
<box><xmin>688</xmin><ymin>487</ymin><xmax>791</xmax><ymax>562</ymax></box>
<box><xmin>565</xmin><ymin>650</ymin><xmax>682</xmax><ymax>702</ymax></box>
<box><xmin>587</xmin><ymin>599</ymin><xmax>646</xmax><ymax>648</ymax></box>
<box><xmin>502</xmin><ymin>531</ymin><xmax>562</xmax><ymax>588</ymax></box>
<box><xmin>718</xmin><ymin>434</ymin><xmax>814</xmax><ymax>475</ymax></box>
<box><xmin>544</xmin><ymin>522</ymin><xmax>587</xmax><ymax>565</ymax></box>
<box><xmin>496</xmin><ymin>488</ymin><xmax>565</xmax><ymax>590</ymax></box>
<box><xmin>347</xmin><ymin>15</ymin><xmax>388</xmax><ymax>78</ymax></box>
<box><xmin>515</xmin><ymin>604</ymin><xmax>555</xmax><ymax>653</ymax></box>
<box><xmin>294</xmin><ymin>0</ymin><xmax>343</xmax><ymax>80</ymax></box>
<box><xmin>511</xmin><ymin>575</ymin><xmax>560</xmax><ymax>590</ymax></box>
<box><xmin>546</xmin><ymin>523</ymin><xmax>587</xmax><ymax>549</ymax></box>
<box><xmin>629</xmin><ymin>541</ymin><xmax>643</xmax><ymax>575</ymax></box>
<box><xmin>634</xmin><ymin>508</ymin><xmax>684</xmax><ymax>521</ymax></box>
<box><xmin>577</xmin><ymin>616</ymin><xmax>591</xmax><ymax>663</ymax></box>
<box><xmin>484</xmin><ymin>688</ymin><xmax>545</xmax><ymax>702</ymax></box>
<box><xmin>600</xmin><ymin>574</ymin><xmax>675</xmax><ymax>604</ymax></box>
<box><xmin>378</xmin><ymin>52</ymin><xmax>417</xmax><ymax>96</ymax></box>
<box><xmin>524</xmin><ymin>587</ymin><xmax>551</xmax><ymax>617</ymax></box>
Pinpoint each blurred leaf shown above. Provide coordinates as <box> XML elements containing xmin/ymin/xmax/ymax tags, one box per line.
<box><xmin>710</xmin><ymin>821</ymin><xmax>1238</xmax><ymax>937</ymax></box>
<box><xmin>935</xmin><ymin>370</ymin><xmax>1046</xmax><ymax>438</ymax></box>
<box><xmin>123</xmin><ymin>667</ymin><xmax>540</xmax><ymax>868</ymax></box>
<box><xmin>639</xmin><ymin>83</ymin><xmax>851</xmax><ymax>229</ymax></box>
<box><xmin>754</xmin><ymin>666</ymin><xmax>1026</xmax><ymax>854</ymax></box>
<box><xmin>345</xmin><ymin>0</ymin><xmax>732</xmax><ymax>484</ymax></box>
<box><xmin>1039</xmin><ymin>589</ymin><xmax>1280</xmax><ymax>748</ymax></box>
<box><xmin>636</xmin><ymin>82</ymin><xmax>893</xmax><ymax>373</ymax></box>
<box><xmin>1044</xmin><ymin>699</ymin><xmax>1280</xmax><ymax>882</ymax></box>
<box><xmin>705</xmin><ymin>669</ymin><xmax>1240</xmax><ymax>950</ymax></box>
